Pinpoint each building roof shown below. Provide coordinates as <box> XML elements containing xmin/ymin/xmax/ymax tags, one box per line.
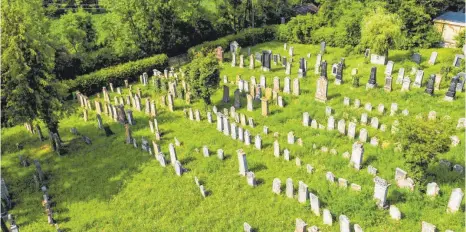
<box><xmin>293</xmin><ymin>3</ymin><xmax>319</xmax><ymax>15</ymax></box>
<box><xmin>433</xmin><ymin>11</ymin><xmax>466</xmax><ymax>26</ymax></box>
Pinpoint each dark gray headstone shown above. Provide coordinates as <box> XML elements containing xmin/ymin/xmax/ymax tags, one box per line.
<box><xmin>412</xmin><ymin>53</ymin><xmax>421</xmax><ymax>64</ymax></box>
<box><xmin>425</xmin><ymin>74</ymin><xmax>435</xmax><ymax>96</ymax></box>
<box><xmin>368</xmin><ymin>67</ymin><xmax>377</xmax><ymax>85</ymax></box>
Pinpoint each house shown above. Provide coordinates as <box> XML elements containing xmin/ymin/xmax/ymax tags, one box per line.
<box><xmin>433</xmin><ymin>11</ymin><xmax>465</xmax><ymax>47</ymax></box>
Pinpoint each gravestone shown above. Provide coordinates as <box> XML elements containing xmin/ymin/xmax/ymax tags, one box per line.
<box><xmin>373</xmin><ymin>176</ymin><xmax>390</xmax><ymax>208</ymax></box>
<box><xmin>217</xmin><ymin>149</ymin><xmax>224</xmax><ymax>160</ymax></box>
<box><xmin>444</xmin><ymin>77</ymin><xmax>458</xmax><ymax>101</ymax></box>
<box><xmin>234</xmin><ymin>89</ymin><xmax>241</xmax><ymax>108</ymax></box>
<box><xmin>298</xmin><ymin>181</ymin><xmax>308</xmax><ymax>203</ymax></box>
<box><xmin>452</xmin><ymin>54</ymin><xmax>464</xmax><ymax>67</ymax></box>
<box><xmin>249</xmin><ymin>54</ymin><xmax>255</xmax><ymax>69</ymax></box>
<box><xmin>315</xmin><ymin>62</ymin><xmax>328</xmax><ymax>102</ymax></box>
<box><xmin>428</xmin><ymin>52</ymin><xmax>437</xmax><ymax>65</ymax></box>
<box><xmin>384</xmin><ymin>76</ymin><xmax>393</xmax><ymax>92</ymax></box>
<box><xmin>238</xmin><ymin>149</ymin><xmax>248</xmax><ymax>176</ymax></box>
<box><xmin>426</xmin><ymin>182</ymin><xmax>439</xmax><ymax>197</ymax></box>
<box><xmin>347</xmin><ymin>122</ymin><xmax>356</xmax><ymax>139</ymax></box>
<box><xmin>338</xmin><ymin>178</ymin><xmax>348</xmax><ymax>188</ymax></box>
<box><xmin>273</xmin><ymin>140</ymin><xmax>280</xmax><ymax>158</ymax></box>
<box><xmin>215</xmin><ymin>46</ymin><xmax>224</xmax><ymax>62</ymax></box>
<box><xmin>326</xmin><ymin>172</ymin><xmax>335</xmax><ymax>183</ymax></box>
<box><xmin>246</xmin><ymin>172</ymin><xmax>256</xmax><ymax>187</ymax></box>
<box><xmin>174</xmin><ymin>161</ymin><xmax>183</xmax><ymax>176</ymax></box>
<box><xmin>385</xmin><ymin>61</ymin><xmax>394</xmax><ymax>76</ymax></box>
<box><xmin>286</xmin><ymin>178</ymin><xmax>294</xmax><ymax>198</ymax></box>
<box><xmin>421</xmin><ymin>221</ymin><xmax>436</xmax><ymax>232</ymax></box>
<box><xmin>169</xmin><ymin>143</ymin><xmax>178</xmax><ymax>165</ymax></box>
<box><xmin>396</xmin><ymin>68</ymin><xmax>405</xmax><ymax>84</ymax></box>
<box><xmin>447</xmin><ymin>188</ymin><xmax>463</xmax><ymax>213</ymax></box>
<box><xmin>292</xmin><ymin>78</ymin><xmax>300</xmax><ymax>96</ymax></box>
<box><xmin>370</xmin><ymin>54</ymin><xmax>386</xmax><ymax>65</ymax></box>
<box><xmin>401</xmin><ymin>77</ymin><xmax>411</xmax><ymax>91</ymax></box>
<box><xmin>350</xmin><ymin>142</ymin><xmax>364</xmax><ymax>170</ymax></box>
<box><xmin>272</xmin><ymin>178</ymin><xmax>281</xmax><ymax>194</ymax></box>
<box><xmin>295</xmin><ymin>219</ymin><xmax>307</xmax><ymax>232</ymax></box>
<box><xmin>261</xmin><ymin>98</ymin><xmax>268</xmax><ymax>116</ymax></box>
<box><xmin>327</xmin><ymin>116</ymin><xmax>335</xmax><ymax>131</ymax></box>
<box><xmin>390</xmin><ymin>205</ymin><xmax>401</xmax><ymax>220</ymax></box>
<box><xmin>320</xmin><ymin>41</ymin><xmax>326</xmax><ymax>54</ymax></box>
<box><xmin>254</xmin><ymin>135</ymin><xmax>262</xmax><ymax>150</ymax></box>
<box><xmin>412</xmin><ymin>53</ymin><xmax>421</xmax><ymax>64</ymax></box>
<box><xmin>339</xmin><ymin>215</ymin><xmax>351</xmax><ymax>232</ymax></box>
<box><xmin>222</xmin><ymin>85</ymin><xmax>230</xmax><ymax>103</ymax></box>
<box><xmin>283</xmin><ymin>77</ymin><xmax>291</xmax><ymax>93</ymax></box>
<box><xmin>309</xmin><ymin>192</ymin><xmax>320</xmax><ymax>216</ymax></box>
<box><xmin>261</xmin><ymin>50</ymin><xmax>272</xmax><ymax>71</ymax></box>
<box><xmin>366</xmin><ymin>67</ymin><xmax>377</xmax><ymax>89</ymax></box>
<box><xmin>303</xmin><ymin>112</ymin><xmax>310</xmax><ymax>126</ymax></box>
<box><xmin>283</xmin><ymin>149</ymin><xmax>290</xmax><ymax>161</ymax></box>
<box><xmin>413</xmin><ymin>70</ymin><xmax>424</xmax><ymax>87</ymax></box>
<box><xmin>323</xmin><ymin>209</ymin><xmax>332</xmax><ymax>225</ymax></box>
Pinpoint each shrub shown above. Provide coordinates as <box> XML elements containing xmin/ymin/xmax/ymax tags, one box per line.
<box><xmin>66</xmin><ymin>54</ymin><xmax>168</xmax><ymax>96</ymax></box>
<box><xmin>187</xmin><ymin>25</ymin><xmax>279</xmax><ymax>59</ymax></box>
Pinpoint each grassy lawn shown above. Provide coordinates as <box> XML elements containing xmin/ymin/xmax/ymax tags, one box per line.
<box><xmin>2</xmin><ymin>41</ymin><xmax>464</xmax><ymax>231</ymax></box>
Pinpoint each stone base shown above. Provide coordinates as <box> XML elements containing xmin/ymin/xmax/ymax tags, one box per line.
<box><xmin>335</xmin><ymin>79</ymin><xmax>342</xmax><ymax>85</ymax></box>
<box><xmin>262</xmin><ymin>67</ymin><xmax>270</xmax><ymax>72</ymax></box>
<box><xmin>412</xmin><ymin>83</ymin><xmax>421</xmax><ymax>88</ymax></box>
<box><xmin>366</xmin><ymin>83</ymin><xmax>376</xmax><ymax>90</ymax></box>
<box><xmin>315</xmin><ymin>96</ymin><xmax>327</xmax><ymax>102</ymax></box>
<box><xmin>444</xmin><ymin>96</ymin><xmax>454</xmax><ymax>101</ymax></box>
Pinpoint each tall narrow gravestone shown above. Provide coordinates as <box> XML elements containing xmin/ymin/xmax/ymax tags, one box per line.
<box><xmin>350</xmin><ymin>142</ymin><xmax>364</xmax><ymax>170</ymax></box>
<box><xmin>238</xmin><ymin>149</ymin><xmax>248</xmax><ymax>176</ymax></box>
<box><xmin>366</xmin><ymin>67</ymin><xmax>377</xmax><ymax>89</ymax></box>
<box><xmin>315</xmin><ymin>61</ymin><xmax>328</xmax><ymax>102</ymax></box>
<box><xmin>373</xmin><ymin>176</ymin><xmax>390</xmax><ymax>209</ymax></box>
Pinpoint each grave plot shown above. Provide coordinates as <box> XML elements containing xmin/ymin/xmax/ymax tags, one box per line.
<box><xmin>1</xmin><ymin>41</ymin><xmax>464</xmax><ymax>231</ymax></box>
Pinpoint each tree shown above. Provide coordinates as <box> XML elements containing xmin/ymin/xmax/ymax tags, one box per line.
<box><xmin>100</xmin><ymin>0</ymin><xmax>192</xmax><ymax>56</ymax></box>
<box><xmin>54</xmin><ymin>9</ymin><xmax>97</xmax><ymax>55</ymax></box>
<box><xmin>185</xmin><ymin>54</ymin><xmax>220</xmax><ymax>105</ymax></box>
<box><xmin>397</xmin><ymin>117</ymin><xmax>452</xmax><ymax>188</ymax></box>
<box><xmin>359</xmin><ymin>7</ymin><xmax>404</xmax><ymax>56</ymax></box>
<box><xmin>1</xmin><ymin>0</ymin><xmax>67</xmax><ymax>138</ymax></box>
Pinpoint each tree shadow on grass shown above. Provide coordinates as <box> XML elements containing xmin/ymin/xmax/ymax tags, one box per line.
<box><xmin>250</xmin><ymin>163</ymin><xmax>267</xmax><ymax>172</ymax></box>
<box><xmin>180</xmin><ymin>156</ymin><xmax>196</xmax><ymax>166</ymax></box>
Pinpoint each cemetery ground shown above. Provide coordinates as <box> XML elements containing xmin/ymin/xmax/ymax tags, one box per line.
<box><xmin>2</xmin><ymin>41</ymin><xmax>465</xmax><ymax>231</ymax></box>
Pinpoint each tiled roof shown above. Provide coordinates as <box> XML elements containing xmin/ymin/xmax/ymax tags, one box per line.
<box><xmin>434</xmin><ymin>11</ymin><xmax>465</xmax><ymax>26</ymax></box>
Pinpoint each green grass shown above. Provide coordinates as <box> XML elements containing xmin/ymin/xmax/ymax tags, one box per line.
<box><xmin>2</xmin><ymin>41</ymin><xmax>464</xmax><ymax>231</ymax></box>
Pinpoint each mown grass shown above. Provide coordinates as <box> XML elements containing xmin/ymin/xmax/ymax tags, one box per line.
<box><xmin>1</xmin><ymin>41</ymin><xmax>464</xmax><ymax>231</ymax></box>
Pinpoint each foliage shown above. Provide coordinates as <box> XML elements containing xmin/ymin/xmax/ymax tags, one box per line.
<box><xmin>53</xmin><ymin>9</ymin><xmax>97</xmax><ymax>55</ymax></box>
<box><xmin>397</xmin><ymin>117</ymin><xmax>452</xmax><ymax>188</ymax></box>
<box><xmin>1</xmin><ymin>0</ymin><xmax>68</xmax><ymax>133</ymax></box>
<box><xmin>188</xmin><ymin>25</ymin><xmax>278</xmax><ymax>59</ymax></box>
<box><xmin>185</xmin><ymin>54</ymin><xmax>220</xmax><ymax>105</ymax></box>
<box><xmin>359</xmin><ymin>7</ymin><xmax>404</xmax><ymax>56</ymax></box>
<box><xmin>454</xmin><ymin>29</ymin><xmax>465</xmax><ymax>49</ymax></box>
<box><xmin>67</xmin><ymin>54</ymin><xmax>168</xmax><ymax>95</ymax></box>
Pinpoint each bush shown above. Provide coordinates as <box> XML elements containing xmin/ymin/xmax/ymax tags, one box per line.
<box><xmin>66</xmin><ymin>54</ymin><xmax>168</xmax><ymax>96</ymax></box>
<box><xmin>187</xmin><ymin>25</ymin><xmax>279</xmax><ymax>59</ymax></box>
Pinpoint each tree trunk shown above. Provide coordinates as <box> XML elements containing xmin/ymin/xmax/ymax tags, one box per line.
<box><xmin>1</xmin><ymin>218</ymin><xmax>8</xmax><ymax>232</ymax></box>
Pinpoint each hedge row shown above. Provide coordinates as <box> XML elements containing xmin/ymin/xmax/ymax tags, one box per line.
<box><xmin>187</xmin><ymin>25</ymin><xmax>280</xmax><ymax>59</ymax></box>
<box><xmin>66</xmin><ymin>54</ymin><xmax>168</xmax><ymax>96</ymax></box>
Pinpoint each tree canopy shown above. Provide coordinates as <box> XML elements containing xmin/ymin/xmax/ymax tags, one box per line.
<box><xmin>1</xmin><ymin>0</ymin><xmax>68</xmax><ymax>134</ymax></box>
<box><xmin>185</xmin><ymin>54</ymin><xmax>220</xmax><ymax>105</ymax></box>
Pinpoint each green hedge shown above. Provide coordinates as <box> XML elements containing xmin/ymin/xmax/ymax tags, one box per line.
<box><xmin>187</xmin><ymin>25</ymin><xmax>280</xmax><ymax>59</ymax></box>
<box><xmin>66</xmin><ymin>54</ymin><xmax>168</xmax><ymax>96</ymax></box>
